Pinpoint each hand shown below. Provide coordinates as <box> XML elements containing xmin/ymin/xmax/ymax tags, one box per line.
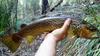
<box><xmin>45</xmin><ymin>18</ymin><xmax>72</xmax><ymax>42</ymax></box>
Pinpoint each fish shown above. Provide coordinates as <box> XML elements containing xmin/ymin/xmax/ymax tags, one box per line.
<box><xmin>1</xmin><ymin>16</ymin><xmax>99</xmax><ymax>52</ymax></box>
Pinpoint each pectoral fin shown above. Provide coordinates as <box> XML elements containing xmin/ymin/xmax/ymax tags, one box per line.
<box><xmin>26</xmin><ymin>35</ymin><xmax>37</xmax><ymax>44</ymax></box>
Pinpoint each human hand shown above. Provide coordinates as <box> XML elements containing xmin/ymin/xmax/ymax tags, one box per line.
<box><xmin>45</xmin><ymin>18</ymin><xmax>72</xmax><ymax>42</ymax></box>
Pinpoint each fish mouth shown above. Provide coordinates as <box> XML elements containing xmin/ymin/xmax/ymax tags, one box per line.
<box><xmin>89</xmin><ymin>30</ymin><xmax>100</xmax><ymax>39</ymax></box>
<box><xmin>80</xmin><ymin>34</ymin><xmax>100</xmax><ymax>39</ymax></box>
<box><xmin>88</xmin><ymin>37</ymin><xmax>100</xmax><ymax>39</ymax></box>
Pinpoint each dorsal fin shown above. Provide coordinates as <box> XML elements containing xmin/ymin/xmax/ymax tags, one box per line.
<box><xmin>20</xmin><ymin>24</ymin><xmax>27</xmax><ymax>29</ymax></box>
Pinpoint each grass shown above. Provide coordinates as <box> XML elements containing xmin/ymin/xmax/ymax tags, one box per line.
<box><xmin>0</xmin><ymin>0</ymin><xmax>17</xmax><ymax>37</ymax></box>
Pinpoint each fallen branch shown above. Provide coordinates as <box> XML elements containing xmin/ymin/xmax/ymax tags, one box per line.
<box><xmin>50</xmin><ymin>0</ymin><xmax>63</xmax><ymax>12</ymax></box>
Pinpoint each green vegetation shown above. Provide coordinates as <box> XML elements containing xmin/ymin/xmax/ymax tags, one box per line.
<box><xmin>0</xmin><ymin>0</ymin><xmax>100</xmax><ymax>56</ymax></box>
<box><xmin>0</xmin><ymin>0</ymin><xmax>18</xmax><ymax>37</ymax></box>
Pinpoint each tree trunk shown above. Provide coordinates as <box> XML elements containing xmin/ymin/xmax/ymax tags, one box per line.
<box><xmin>42</xmin><ymin>0</ymin><xmax>49</xmax><ymax>14</ymax></box>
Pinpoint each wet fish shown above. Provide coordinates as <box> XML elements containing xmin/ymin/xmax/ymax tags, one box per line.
<box><xmin>1</xmin><ymin>16</ymin><xmax>99</xmax><ymax>52</ymax></box>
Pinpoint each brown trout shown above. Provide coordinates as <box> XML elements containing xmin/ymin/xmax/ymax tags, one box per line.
<box><xmin>1</xmin><ymin>16</ymin><xmax>99</xmax><ymax>52</ymax></box>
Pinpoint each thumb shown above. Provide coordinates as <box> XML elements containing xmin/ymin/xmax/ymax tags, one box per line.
<box><xmin>61</xmin><ymin>18</ymin><xmax>72</xmax><ymax>33</ymax></box>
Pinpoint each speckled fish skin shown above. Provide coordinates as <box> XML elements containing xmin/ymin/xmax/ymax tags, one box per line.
<box><xmin>18</xmin><ymin>16</ymin><xmax>73</xmax><ymax>37</ymax></box>
<box><xmin>1</xmin><ymin>16</ymin><xmax>99</xmax><ymax>52</ymax></box>
<box><xmin>16</xmin><ymin>16</ymin><xmax>99</xmax><ymax>41</ymax></box>
<box><xmin>16</xmin><ymin>16</ymin><xmax>81</xmax><ymax>41</ymax></box>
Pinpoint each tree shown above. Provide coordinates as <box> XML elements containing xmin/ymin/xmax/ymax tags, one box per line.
<box><xmin>41</xmin><ymin>0</ymin><xmax>49</xmax><ymax>14</ymax></box>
